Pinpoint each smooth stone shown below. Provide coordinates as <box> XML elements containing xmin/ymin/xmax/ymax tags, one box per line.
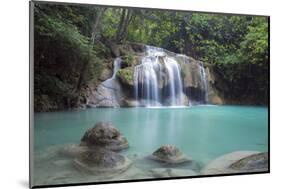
<box><xmin>201</xmin><ymin>151</ymin><xmax>268</xmax><ymax>175</ymax></box>
<box><xmin>229</xmin><ymin>152</ymin><xmax>268</xmax><ymax>171</ymax></box>
<box><xmin>59</xmin><ymin>144</ymin><xmax>89</xmax><ymax>158</ymax></box>
<box><xmin>150</xmin><ymin>145</ymin><xmax>192</xmax><ymax>164</ymax></box>
<box><xmin>150</xmin><ymin>168</ymin><xmax>197</xmax><ymax>178</ymax></box>
<box><xmin>73</xmin><ymin>148</ymin><xmax>132</xmax><ymax>175</ymax></box>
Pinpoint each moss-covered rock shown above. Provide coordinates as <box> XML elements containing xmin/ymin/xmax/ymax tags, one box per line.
<box><xmin>116</xmin><ymin>67</ymin><xmax>134</xmax><ymax>87</ymax></box>
<box><xmin>150</xmin><ymin>145</ymin><xmax>192</xmax><ymax>164</ymax></box>
<box><xmin>73</xmin><ymin>147</ymin><xmax>132</xmax><ymax>175</ymax></box>
<box><xmin>120</xmin><ymin>54</ymin><xmax>142</xmax><ymax>68</ymax></box>
<box><xmin>81</xmin><ymin>122</ymin><xmax>129</xmax><ymax>151</ymax></box>
<box><xmin>110</xmin><ymin>42</ymin><xmax>146</xmax><ymax>57</ymax></box>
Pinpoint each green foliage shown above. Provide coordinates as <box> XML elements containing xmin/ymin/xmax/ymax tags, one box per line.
<box><xmin>33</xmin><ymin>2</ymin><xmax>269</xmax><ymax>108</ymax></box>
<box><xmin>117</xmin><ymin>68</ymin><xmax>134</xmax><ymax>85</ymax></box>
<box><xmin>34</xmin><ymin>2</ymin><xmax>106</xmax><ymax>110</ymax></box>
<box><xmin>123</xmin><ymin>53</ymin><xmax>134</xmax><ymax>66</ymax></box>
<box><xmin>240</xmin><ymin>18</ymin><xmax>268</xmax><ymax>66</ymax></box>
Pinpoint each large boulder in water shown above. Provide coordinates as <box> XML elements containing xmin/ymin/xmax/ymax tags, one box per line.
<box><xmin>201</xmin><ymin>151</ymin><xmax>268</xmax><ymax>175</ymax></box>
<box><xmin>59</xmin><ymin>144</ymin><xmax>90</xmax><ymax>158</ymax></box>
<box><xmin>150</xmin><ymin>145</ymin><xmax>192</xmax><ymax>164</ymax></box>
<box><xmin>73</xmin><ymin>147</ymin><xmax>132</xmax><ymax>175</ymax></box>
<box><xmin>229</xmin><ymin>152</ymin><xmax>268</xmax><ymax>171</ymax></box>
<box><xmin>81</xmin><ymin>122</ymin><xmax>129</xmax><ymax>151</ymax></box>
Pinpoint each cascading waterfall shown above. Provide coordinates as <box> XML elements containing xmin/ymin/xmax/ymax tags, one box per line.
<box><xmin>163</xmin><ymin>57</ymin><xmax>184</xmax><ymax>106</ymax></box>
<box><xmin>134</xmin><ymin>46</ymin><xmax>185</xmax><ymax>107</ymax></box>
<box><xmin>134</xmin><ymin>56</ymin><xmax>160</xmax><ymax>106</ymax></box>
<box><xmin>199</xmin><ymin>62</ymin><xmax>208</xmax><ymax>103</ymax></box>
<box><xmin>111</xmin><ymin>57</ymin><xmax>122</xmax><ymax>79</ymax></box>
<box><xmin>90</xmin><ymin>45</ymin><xmax>210</xmax><ymax>108</ymax></box>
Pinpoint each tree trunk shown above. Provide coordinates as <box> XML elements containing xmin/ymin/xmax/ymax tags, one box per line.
<box><xmin>116</xmin><ymin>9</ymin><xmax>133</xmax><ymax>42</ymax></box>
<box><xmin>116</xmin><ymin>9</ymin><xmax>127</xmax><ymax>42</ymax></box>
<box><xmin>91</xmin><ymin>7</ymin><xmax>107</xmax><ymax>44</ymax></box>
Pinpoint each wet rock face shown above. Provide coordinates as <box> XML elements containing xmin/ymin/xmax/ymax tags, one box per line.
<box><xmin>151</xmin><ymin>145</ymin><xmax>191</xmax><ymax>164</ymax></box>
<box><xmin>73</xmin><ymin>147</ymin><xmax>132</xmax><ymax>174</ymax></box>
<box><xmin>99</xmin><ymin>67</ymin><xmax>113</xmax><ymax>81</ymax></box>
<box><xmin>229</xmin><ymin>152</ymin><xmax>268</xmax><ymax>171</ymax></box>
<box><xmin>201</xmin><ymin>151</ymin><xmax>269</xmax><ymax>175</ymax></box>
<box><xmin>81</xmin><ymin>122</ymin><xmax>129</xmax><ymax>151</ymax></box>
<box><xmin>87</xmin><ymin>79</ymin><xmax>122</xmax><ymax>108</ymax></box>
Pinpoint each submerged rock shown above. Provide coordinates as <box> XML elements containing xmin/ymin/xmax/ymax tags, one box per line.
<box><xmin>81</xmin><ymin>122</ymin><xmax>129</xmax><ymax>151</ymax></box>
<box><xmin>201</xmin><ymin>151</ymin><xmax>269</xmax><ymax>175</ymax></box>
<box><xmin>229</xmin><ymin>152</ymin><xmax>268</xmax><ymax>171</ymax></box>
<box><xmin>150</xmin><ymin>168</ymin><xmax>197</xmax><ymax>178</ymax></box>
<box><xmin>59</xmin><ymin>144</ymin><xmax>90</xmax><ymax>158</ymax></box>
<box><xmin>73</xmin><ymin>148</ymin><xmax>132</xmax><ymax>175</ymax></box>
<box><xmin>150</xmin><ymin>145</ymin><xmax>192</xmax><ymax>164</ymax></box>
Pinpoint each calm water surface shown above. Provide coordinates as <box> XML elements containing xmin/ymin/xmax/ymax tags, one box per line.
<box><xmin>33</xmin><ymin>105</ymin><xmax>268</xmax><ymax>185</ymax></box>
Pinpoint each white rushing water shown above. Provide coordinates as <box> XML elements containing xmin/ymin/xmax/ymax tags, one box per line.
<box><xmin>199</xmin><ymin>62</ymin><xmax>208</xmax><ymax>103</ymax></box>
<box><xmin>111</xmin><ymin>57</ymin><xmax>122</xmax><ymax>79</ymax></box>
<box><xmin>134</xmin><ymin>46</ymin><xmax>185</xmax><ymax>107</ymax></box>
<box><xmin>134</xmin><ymin>56</ymin><xmax>160</xmax><ymax>106</ymax></box>
<box><xmin>163</xmin><ymin>56</ymin><xmax>184</xmax><ymax>106</ymax></box>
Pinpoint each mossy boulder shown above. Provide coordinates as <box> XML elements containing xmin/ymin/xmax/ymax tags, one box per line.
<box><xmin>202</xmin><ymin>151</ymin><xmax>268</xmax><ymax>175</ymax></box>
<box><xmin>110</xmin><ymin>42</ymin><xmax>146</xmax><ymax>57</ymax></box>
<box><xmin>73</xmin><ymin>147</ymin><xmax>132</xmax><ymax>175</ymax></box>
<box><xmin>81</xmin><ymin>122</ymin><xmax>129</xmax><ymax>151</ymax></box>
<box><xmin>229</xmin><ymin>152</ymin><xmax>268</xmax><ymax>171</ymax></box>
<box><xmin>116</xmin><ymin>67</ymin><xmax>134</xmax><ymax>87</ymax></box>
<box><xmin>150</xmin><ymin>145</ymin><xmax>192</xmax><ymax>164</ymax></box>
<box><xmin>121</xmin><ymin>54</ymin><xmax>142</xmax><ymax>68</ymax></box>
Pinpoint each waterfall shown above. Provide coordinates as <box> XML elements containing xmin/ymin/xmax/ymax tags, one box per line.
<box><xmin>92</xmin><ymin>46</ymin><xmax>210</xmax><ymax>108</ymax></box>
<box><xmin>134</xmin><ymin>56</ymin><xmax>160</xmax><ymax>106</ymax></box>
<box><xmin>163</xmin><ymin>57</ymin><xmax>184</xmax><ymax>106</ymax></box>
<box><xmin>111</xmin><ymin>57</ymin><xmax>122</xmax><ymax>79</ymax></box>
<box><xmin>199</xmin><ymin>62</ymin><xmax>208</xmax><ymax>103</ymax></box>
<box><xmin>134</xmin><ymin>46</ymin><xmax>184</xmax><ymax>107</ymax></box>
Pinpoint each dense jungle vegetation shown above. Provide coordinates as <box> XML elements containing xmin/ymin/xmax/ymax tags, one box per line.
<box><xmin>33</xmin><ymin>2</ymin><xmax>269</xmax><ymax>111</ymax></box>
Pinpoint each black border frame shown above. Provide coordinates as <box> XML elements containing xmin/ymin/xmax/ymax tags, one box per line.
<box><xmin>29</xmin><ymin>1</ymin><xmax>270</xmax><ymax>188</ymax></box>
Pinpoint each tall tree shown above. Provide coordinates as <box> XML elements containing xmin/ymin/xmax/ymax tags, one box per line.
<box><xmin>116</xmin><ymin>9</ymin><xmax>134</xmax><ymax>42</ymax></box>
<box><xmin>76</xmin><ymin>7</ymin><xmax>107</xmax><ymax>91</ymax></box>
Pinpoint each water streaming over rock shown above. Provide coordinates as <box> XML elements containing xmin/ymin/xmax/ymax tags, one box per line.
<box><xmin>134</xmin><ymin>46</ymin><xmax>186</xmax><ymax>107</ymax></box>
<box><xmin>90</xmin><ymin>45</ymin><xmax>210</xmax><ymax>108</ymax></box>
<box><xmin>111</xmin><ymin>57</ymin><xmax>122</xmax><ymax>79</ymax></box>
<box><xmin>134</xmin><ymin>56</ymin><xmax>160</xmax><ymax>106</ymax></box>
<box><xmin>199</xmin><ymin>62</ymin><xmax>209</xmax><ymax>103</ymax></box>
<box><xmin>163</xmin><ymin>56</ymin><xmax>184</xmax><ymax>106</ymax></box>
<box><xmin>91</xmin><ymin>57</ymin><xmax>123</xmax><ymax>108</ymax></box>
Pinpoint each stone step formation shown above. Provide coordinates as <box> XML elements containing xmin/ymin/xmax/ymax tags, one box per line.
<box><xmin>86</xmin><ymin>43</ymin><xmax>224</xmax><ymax>108</ymax></box>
